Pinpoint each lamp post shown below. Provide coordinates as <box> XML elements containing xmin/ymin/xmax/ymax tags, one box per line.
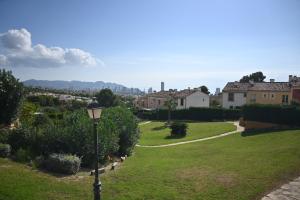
<box><xmin>87</xmin><ymin>98</ymin><xmax>103</xmax><ymax>200</ymax></box>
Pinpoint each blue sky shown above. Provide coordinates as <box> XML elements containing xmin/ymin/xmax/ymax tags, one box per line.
<box><xmin>0</xmin><ymin>0</ymin><xmax>300</xmax><ymax>92</ymax></box>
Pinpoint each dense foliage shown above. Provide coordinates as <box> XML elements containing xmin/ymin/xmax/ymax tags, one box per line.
<box><xmin>200</xmin><ymin>85</ymin><xmax>210</xmax><ymax>94</ymax></box>
<box><xmin>3</xmin><ymin>106</ymin><xmax>139</xmax><ymax>167</ymax></box>
<box><xmin>137</xmin><ymin>107</ymin><xmax>241</xmax><ymax>121</ymax></box>
<box><xmin>0</xmin><ymin>69</ymin><xmax>23</xmax><ymax>125</ymax></box>
<box><xmin>243</xmin><ymin>104</ymin><xmax>300</xmax><ymax>126</ymax></box>
<box><xmin>0</xmin><ymin>143</ymin><xmax>11</xmax><ymax>157</ymax></box>
<box><xmin>170</xmin><ymin>122</ymin><xmax>188</xmax><ymax>137</ymax></box>
<box><xmin>240</xmin><ymin>71</ymin><xmax>266</xmax><ymax>83</ymax></box>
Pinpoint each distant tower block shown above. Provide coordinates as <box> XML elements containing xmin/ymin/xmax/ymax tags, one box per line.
<box><xmin>161</xmin><ymin>82</ymin><xmax>165</xmax><ymax>91</ymax></box>
<box><xmin>215</xmin><ymin>88</ymin><xmax>220</xmax><ymax>95</ymax></box>
<box><xmin>148</xmin><ymin>87</ymin><xmax>153</xmax><ymax>94</ymax></box>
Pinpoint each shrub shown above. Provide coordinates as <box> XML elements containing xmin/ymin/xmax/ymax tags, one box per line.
<box><xmin>0</xmin><ymin>128</ymin><xmax>9</xmax><ymax>144</ymax></box>
<box><xmin>14</xmin><ymin>148</ymin><xmax>31</xmax><ymax>163</ymax></box>
<box><xmin>44</xmin><ymin>154</ymin><xmax>81</xmax><ymax>174</ymax></box>
<box><xmin>7</xmin><ymin>128</ymin><xmax>31</xmax><ymax>154</ymax></box>
<box><xmin>0</xmin><ymin>143</ymin><xmax>11</xmax><ymax>157</ymax></box>
<box><xmin>170</xmin><ymin>122</ymin><xmax>188</xmax><ymax>137</ymax></box>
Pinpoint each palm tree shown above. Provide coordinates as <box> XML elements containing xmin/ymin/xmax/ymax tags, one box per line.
<box><xmin>164</xmin><ymin>97</ymin><xmax>177</xmax><ymax>125</ymax></box>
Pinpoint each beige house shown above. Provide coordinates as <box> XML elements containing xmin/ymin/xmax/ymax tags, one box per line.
<box><xmin>222</xmin><ymin>76</ymin><xmax>300</xmax><ymax>108</ymax></box>
<box><xmin>246</xmin><ymin>82</ymin><xmax>292</xmax><ymax>105</ymax></box>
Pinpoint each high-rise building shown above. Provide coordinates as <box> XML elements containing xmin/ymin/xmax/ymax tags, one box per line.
<box><xmin>215</xmin><ymin>88</ymin><xmax>221</xmax><ymax>95</ymax></box>
<box><xmin>161</xmin><ymin>82</ymin><xmax>165</xmax><ymax>91</ymax></box>
<box><xmin>148</xmin><ymin>87</ymin><xmax>153</xmax><ymax>94</ymax></box>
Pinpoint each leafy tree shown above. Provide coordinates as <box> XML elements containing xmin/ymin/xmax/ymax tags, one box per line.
<box><xmin>240</xmin><ymin>71</ymin><xmax>266</xmax><ymax>83</ymax></box>
<box><xmin>200</xmin><ymin>85</ymin><xmax>210</xmax><ymax>94</ymax></box>
<box><xmin>164</xmin><ymin>98</ymin><xmax>177</xmax><ymax>125</ymax></box>
<box><xmin>95</xmin><ymin>89</ymin><xmax>119</xmax><ymax>108</ymax></box>
<box><xmin>19</xmin><ymin>102</ymin><xmax>39</xmax><ymax>125</ymax></box>
<box><xmin>0</xmin><ymin>69</ymin><xmax>23</xmax><ymax>125</ymax></box>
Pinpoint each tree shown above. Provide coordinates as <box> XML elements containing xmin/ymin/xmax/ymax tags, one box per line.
<box><xmin>0</xmin><ymin>69</ymin><xmax>23</xmax><ymax>125</ymax></box>
<box><xmin>95</xmin><ymin>89</ymin><xmax>118</xmax><ymax>108</ymax></box>
<box><xmin>200</xmin><ymin>85</ymin><xmax>210</xmax><ymax>94</ymax></box>
<box><xmin>164</xmin><ymin>97</ymin><xmax>177</xmax><ymax>125</ymax></box>
<box><xmin>240</xmin><ymin>71</ymin><xmax>266</xmax><ymax>83</ymax></box>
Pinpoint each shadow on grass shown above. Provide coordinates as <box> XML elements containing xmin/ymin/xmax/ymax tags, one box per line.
<box><xmin>152</xmin><ymin>125</ymin><xmax>168</xmax><ymax>131</ymax></box>
<box><xmin>164</xmin><ymin>134</ymin><xmax>186</xmax><ymax>140</ymax></box>
<box><xmin>33</xmin><ymin>166</ymin><xmax>93</xmax><ymax>178</ymax></box>
<box><xmin>241</xmin><ymin>127</ymin><xmax>300</xmax><ymax>137</ymax></box>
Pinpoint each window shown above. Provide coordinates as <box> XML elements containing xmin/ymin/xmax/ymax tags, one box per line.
<box><xmin>228</xmin><ymin>93</ymin><xmax>234</xmax><ymax>102</ymax></box>
<box><xmin>263</xmin><ymin>93</ymin><xmax>267</xmax><ymax>98</ymax></box>
<box><xmin>282</xmin><ymin>95</ymin><xmax>288</xmax><ymax>104</ymax></box>
<box><xmin>158</xmin><ymin>100</ymin><xmax>161</xmax><ymax>105</ymax></box>
<box><xmin>250</xmin><ymin>94</ymin><xmax>256</xmax><ymax>103</ymax></box>
<box><xmin>203</xmin><ymin>98</ymin><xmax>205</xmax><ymax>102</ymax></box>
<box><xmin>244</xmin><ymin>93</ymin><xmax>247</xmax><ymax>98</ymax></box>
<box><xmin>180</xmin><ymin>98</ymin><xmax>184</xmax><ymax>106</ymax></box>
<box><xmin>271</xmin><ymin>93</ymin><xmax>275</xmax><ymax>99</ymax></box>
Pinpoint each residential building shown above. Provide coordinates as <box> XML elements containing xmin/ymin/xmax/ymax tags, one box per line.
<box><xmin>246</xmin><ymin>82</ymin><xmax>292</xmax><ymax>105</ymax></box>
<box><xmin>222</xmin><ymin>82</ymin><xmax>249</xmax><ymax>109</ymax></box>
<box><xmin>134</xmin><ymin>88</ymin><xmax>209</xmax><ymax>110</ymax></box>
<box><xmin>222</xmin><ymin>75</ymin><xmax>300</xmax><ymax>108</ymax></box>
<box><xmin>175</xmin><ymin>89</ymin><xmax>209</xmax><ymax>109</ymax></box>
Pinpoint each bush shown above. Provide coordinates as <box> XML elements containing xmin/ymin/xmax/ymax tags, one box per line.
<box><xmin>0</xmin><ymin>143</ymin><xmax>11</xmax><ymax>157</ymax></box>
<box><xmin>44</xmin><ymin>154</ymin><xmax>81</xmax><ymax>174</ymax></box>
<box><xmin>7</xmin><ymin>128</ymin><xmax>31</xmax><ymax>154</ymax></box>
<box><xmin>0</xmin><ymin>128</ymin><xmax>9</xmax><ymax>144</ymax></box>
<box><xmin>14</xmin><ymin>148</ymin><xmax>31</xmax><ymax>163</ymax></box>
<box><xmin>243</xmin><ymin>104</ymin><xmax>300</xmax><ymax>126</ymax></box>
<box><xmin>170</xmin><ymin>122</ymin><xmax>188</xmax><ymax>137</ymax></box>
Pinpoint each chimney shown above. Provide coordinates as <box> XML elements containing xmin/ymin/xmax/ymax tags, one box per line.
<box><xmin>270</xmin><ymin>79</ymin><xmax>275</xmax><ymax>83</ymax></box>
<box><xmin>161</xmin><ymin>82</ymin><xmax>165</xmax><ymax>92</ymax></box>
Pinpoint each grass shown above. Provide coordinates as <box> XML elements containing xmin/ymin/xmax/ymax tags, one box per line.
<box><xmin>1</xmin><ymin>128</ymin><xmax>300</xmax><ymax>199</ymax></box>
<box><xmin>138</xmin><ymin>121</ymin><xmax>236</xmax><ymax>145</ymax></box>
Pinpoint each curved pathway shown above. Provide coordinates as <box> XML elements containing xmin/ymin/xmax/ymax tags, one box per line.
<box><xmin>137</xmin><ymin>121</ymin><xmax>244</xmax><ymax>148</ymax></box>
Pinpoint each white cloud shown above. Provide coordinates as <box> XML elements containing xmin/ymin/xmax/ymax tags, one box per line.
<box><xmin>0</xmin><ymin>28</ymin><xmax>101</xmax><ymax>68</ymax></box>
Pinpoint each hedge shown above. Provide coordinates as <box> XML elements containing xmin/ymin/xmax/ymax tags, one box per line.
<box><xmin>136</xmin><ymin>107</ymin><xmax>241</xmax><ymax>121</ymax></box>
<box><xmin>243</xmin><ymin>104</ymin><xmax>300</xmax><ymax>126</ymax></box>
<box><xmin>0</xmin><ymin>143</ymin><xmax>11</xmax><ymax>157</ymax></box>
<box><xmin>43</xmin><ymin>154</ymin><xmax>81</xmax><ymax>174</ymax></box>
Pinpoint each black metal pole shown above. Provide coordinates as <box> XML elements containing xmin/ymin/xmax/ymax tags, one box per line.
<box><xmin>93</xmin><ymin>120</ymin><xmax>101</xmax><ymax>200</ymax></box>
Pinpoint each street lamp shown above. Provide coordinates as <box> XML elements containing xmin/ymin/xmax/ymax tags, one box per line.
<box><xmin>87</xmin><ymin>98</ymin><xmax>103</xmax><ymax>200</ymax></box>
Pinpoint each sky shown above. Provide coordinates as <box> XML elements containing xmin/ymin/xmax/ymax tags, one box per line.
<box><xmin>0</xmin><ymin>0</ymin><xmax>300</xmax><ymax>92</ymax></box>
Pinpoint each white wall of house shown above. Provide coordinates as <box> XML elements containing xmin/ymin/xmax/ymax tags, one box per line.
<box><xmin>176</xmin><ymin>91</ymin><xmax>209</xmax><ymax>109</ymax></box>
<box><xmin>222</xmin><ymin>92</ymin><xmax>246</xmax><ymax>109</ymax></box>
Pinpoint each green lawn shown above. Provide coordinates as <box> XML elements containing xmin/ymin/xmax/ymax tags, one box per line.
<box><xmin>1</xmin><ymin>129</ymin><xmax>300</xmax><ymax>200</ymax></box>
<box><xmin>138</xmin><ymin>121</ymin><xmax>236</xmax><ymax>145</ymax></box>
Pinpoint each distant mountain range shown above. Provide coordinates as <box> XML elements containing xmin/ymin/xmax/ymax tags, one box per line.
<box><xmin>23</xmin><ymin>79</ymin><xmax>143</xmax><ymax>95</ymax></box>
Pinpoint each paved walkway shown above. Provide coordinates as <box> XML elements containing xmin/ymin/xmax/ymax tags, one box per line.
<box><xmin>136</xmin><ymin>121</ymin><xmax>244</xmax><ymax>148</ymax></box>
<box><xmin>262</xmin><ymin>177</ymin><xmax>300</xmax><ymax>200</ymax></box>
<box><xmin>138</xmin><ymin>121</ymin><xmax>152</xmax><ymax>126</ymax></box>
